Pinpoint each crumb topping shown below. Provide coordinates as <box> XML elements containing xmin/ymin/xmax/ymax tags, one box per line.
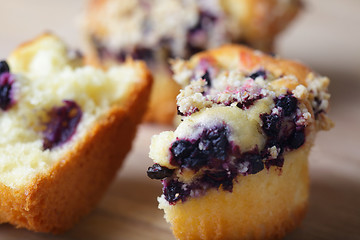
<box><xmin>175</xmin><ymin>60</ymin><xmax>281</xmax><ymax>117</ymax></box>
<box><xmin>306</xmin><ymin>73</ymin><xmax>330</xmax><ymax>117</ymax></box>
<box><xmin>173</xmin><ymin>57</ymin><xmax>331</xmax><ymax>127</ymax></box>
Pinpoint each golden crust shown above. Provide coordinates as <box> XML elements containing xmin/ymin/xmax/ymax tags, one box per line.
<box><xmin>160</xmin><ymin>144</ymin><xmax>312</xmax><ymax>240</ymax></box>
<box><xmin>0</xmin><ymin>36</ymin><xmax>153</xmax><ymax>233</ymax></box>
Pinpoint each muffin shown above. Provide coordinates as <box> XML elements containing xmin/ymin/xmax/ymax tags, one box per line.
<box><xmin>0</xmin><ymin>33</ymin><xmax>152</xmax><ymax>233</ymax></box>
<box><xmin>147</xmin><ymin>45</ymin><xmax>332</xmax><ymax>240</ymax></box>
<box><xmin>83</xmin><ymin>0</ymin><xmax>302</xmax><ymax>124</ymax></box>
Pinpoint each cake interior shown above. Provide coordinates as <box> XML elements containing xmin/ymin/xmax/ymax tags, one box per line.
<box><xmin>0</xmin><ymin>34</ymin><xmax>142</xmax><ymax>188</ymax></box>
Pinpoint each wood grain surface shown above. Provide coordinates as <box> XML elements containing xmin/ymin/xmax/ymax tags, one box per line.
<box><xmin>0</xmin><ymin>0</ymin><xmax>359</xmax><ymax>239</ymax></box>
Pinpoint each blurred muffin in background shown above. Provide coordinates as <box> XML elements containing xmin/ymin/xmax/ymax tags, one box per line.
<box><xmin>83</xmin><ymin>0</ymin><xmax>302</xmax><ymax>124</ymax></box>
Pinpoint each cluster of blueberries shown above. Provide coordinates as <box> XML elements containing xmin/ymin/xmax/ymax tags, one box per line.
<box><xmin>148</xmin><ymin>92</ymin><xmax>306</xmax><ymax>204</ymax></box>
<box><xmin>42</xmin><ymin>100</ymin><xmax>82</xmax><ymax>150</ymax></box>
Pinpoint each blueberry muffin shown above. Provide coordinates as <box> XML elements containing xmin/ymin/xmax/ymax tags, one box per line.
<box><xmin>83</xmin><ymin>0</ymin><xmax>302</xmax><ymax>124</ymax></box>
<box><xmin>147</xmin><ymin>45</ymin><xmax>332</xmax><ymax>240</ymax></box>
<box><xmin>0</xmin><ymin>33</ymin><xmax>152</xmax><ymax>233</ymax></box>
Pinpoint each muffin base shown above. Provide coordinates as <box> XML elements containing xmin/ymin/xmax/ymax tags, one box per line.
<box><xmin>159</xmin><ymin>146</ymin><xmax>310</xmax><ymax>240</ymax></box>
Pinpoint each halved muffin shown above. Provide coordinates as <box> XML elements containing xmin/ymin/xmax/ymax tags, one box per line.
<box><xmin>83</xmin><ymin>0</ymin><xmax>303</xmax><ymax>124</ymax></box>
<box><xmin>147</xmin><ymin>45</ymin><xmax>332</xmax><ymax>240</ymax></box>
<box><xmin>0</xmin><ymin>33</ymin><xmax>152</xmax><ymax>233</ymax></box>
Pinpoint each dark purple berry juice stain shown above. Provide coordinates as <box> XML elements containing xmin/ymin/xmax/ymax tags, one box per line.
<box><xmin>0</xmin><ymin>73</ymin><xmax>15</xmax><ymax>111</ymax></box>
<box><xmin>43</xmin><ymin>100</ymin><xmax>82</xmax><ymax>150</ymax></box>
<box><xmin>0</xmin><ymin>61</ymin><xmax>15</xmax><ymax>111</ymax></box>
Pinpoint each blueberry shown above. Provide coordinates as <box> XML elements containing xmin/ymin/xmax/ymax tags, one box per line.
<box><xmin>201</xmin><ymin>70</ymin><xmax>211</xmax><ymax>87</ymax></box>
<box><xmin>202</xmin><ymin>170</ymin><xmax>235</xmax><ymax>191</ymax></box>
<box><xmin>0</xmin><ymin>60</ymin><xmax>10</xmax><ymax>74</ymax></box>
<box><xmin>170</xmin><ymin>126</ymin><xmax>230</xmax><ymax>171</ymax></box>
<box><xmin>177</xmin><ymin>106</ymin><xmax>184</xmax><ymax>116</ymax></box>
<box><xmin>236</xmin><ymin>94</ymin><xmax>264</xmax><ymax>110</ymax></box>
<box><xmin>236</xmin><ymin>100</ymin><xmax>250</xmax><ymax>110</ymax></box>
<box><xmin>288</xmin><ymin>128</ymin><xmax>305</xmax><ymax>149</ymax></box>
<box><xmin>182</xmin><ymin>154</ymin><xmax>208</xmax><ymax>170</ymax></box>
<box><xmin>43</xmin><ymin>100</ymin><xmax>82</xmax><ymax>150</ymax></box>
<box><xmin>147</xmin><ymin>164</ymin><xmax>174</xmax><ymax>179</ymax></box>
<box><xmin>265</xmin><ymin>156</ymin><xmax>284</xmax><ymax>169</ymax></box>
<box><xmin>240</xmin><ymin>151</ymin><xmax>264</xmax><ymax>174</ymax></box>
<box><xmin>261</xmin><ymin>113</ymin><xmax>281</xmax><ymax>137</ymax></box>
<box><xmin>131</xmin><ymin>47</ymin><xmax>153</xmax><ymax>62</ymax></box>
<box><xmin>115</xmin><ymin>51</ymin><xmax>127</xmax><ymax>62</ymax></box>
<box><xmin>0</xmin><ymin>72</ymin><xmax>15</xmax><ymax>111</ymax></box>
<box><xmin>170</xmin><ymin>140</ymin><xmax>194</xmax><ymax>163</ymax></box>
<box><xmin>163</xmin><ymin>179</ymin><xmax>187</xmax><ymax>204</ymax></box>
<box><xmin>189</xmin><ymin>11</ymin><xmax>217</xmax><ymax>34</ymax></box>
<box><xmin>201</xmin><ymin>127</ymin><xmax>229</xmax><ymax>161</ymax></box>
<box><xmin>276</xmin><ymin>94</ymin><xmax>298</xmax><ymax>117</ymax></box>
<box><xmin>170</xmin><ymin>140</ymin><xmax>208</xmax><ymax>169</ymax></box>
<box><xmin>186</xmin><ymin>11</ymin><xmax>217</xmax><ymax>56</ymax></box>
<box><xmin>249</xmin><ymin>70</ymin><xmax>266</xmax><ymax>80</ymax></box>
<box><xmin>112</xmin><ymin>47</ymin><xmax>154</xmax><ymax>63</ymax></box>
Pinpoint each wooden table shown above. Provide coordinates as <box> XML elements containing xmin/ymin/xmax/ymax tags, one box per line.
<box><xmin>0</xmin><ymin>0</ymin><xmax>359</xmax><ymax>239</ymax></box>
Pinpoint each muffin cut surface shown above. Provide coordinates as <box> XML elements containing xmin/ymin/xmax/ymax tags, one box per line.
<box><xmin>0</xmin><ymin>33</ymin><xmax>152</xmax><ymax>233</ymax></box>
